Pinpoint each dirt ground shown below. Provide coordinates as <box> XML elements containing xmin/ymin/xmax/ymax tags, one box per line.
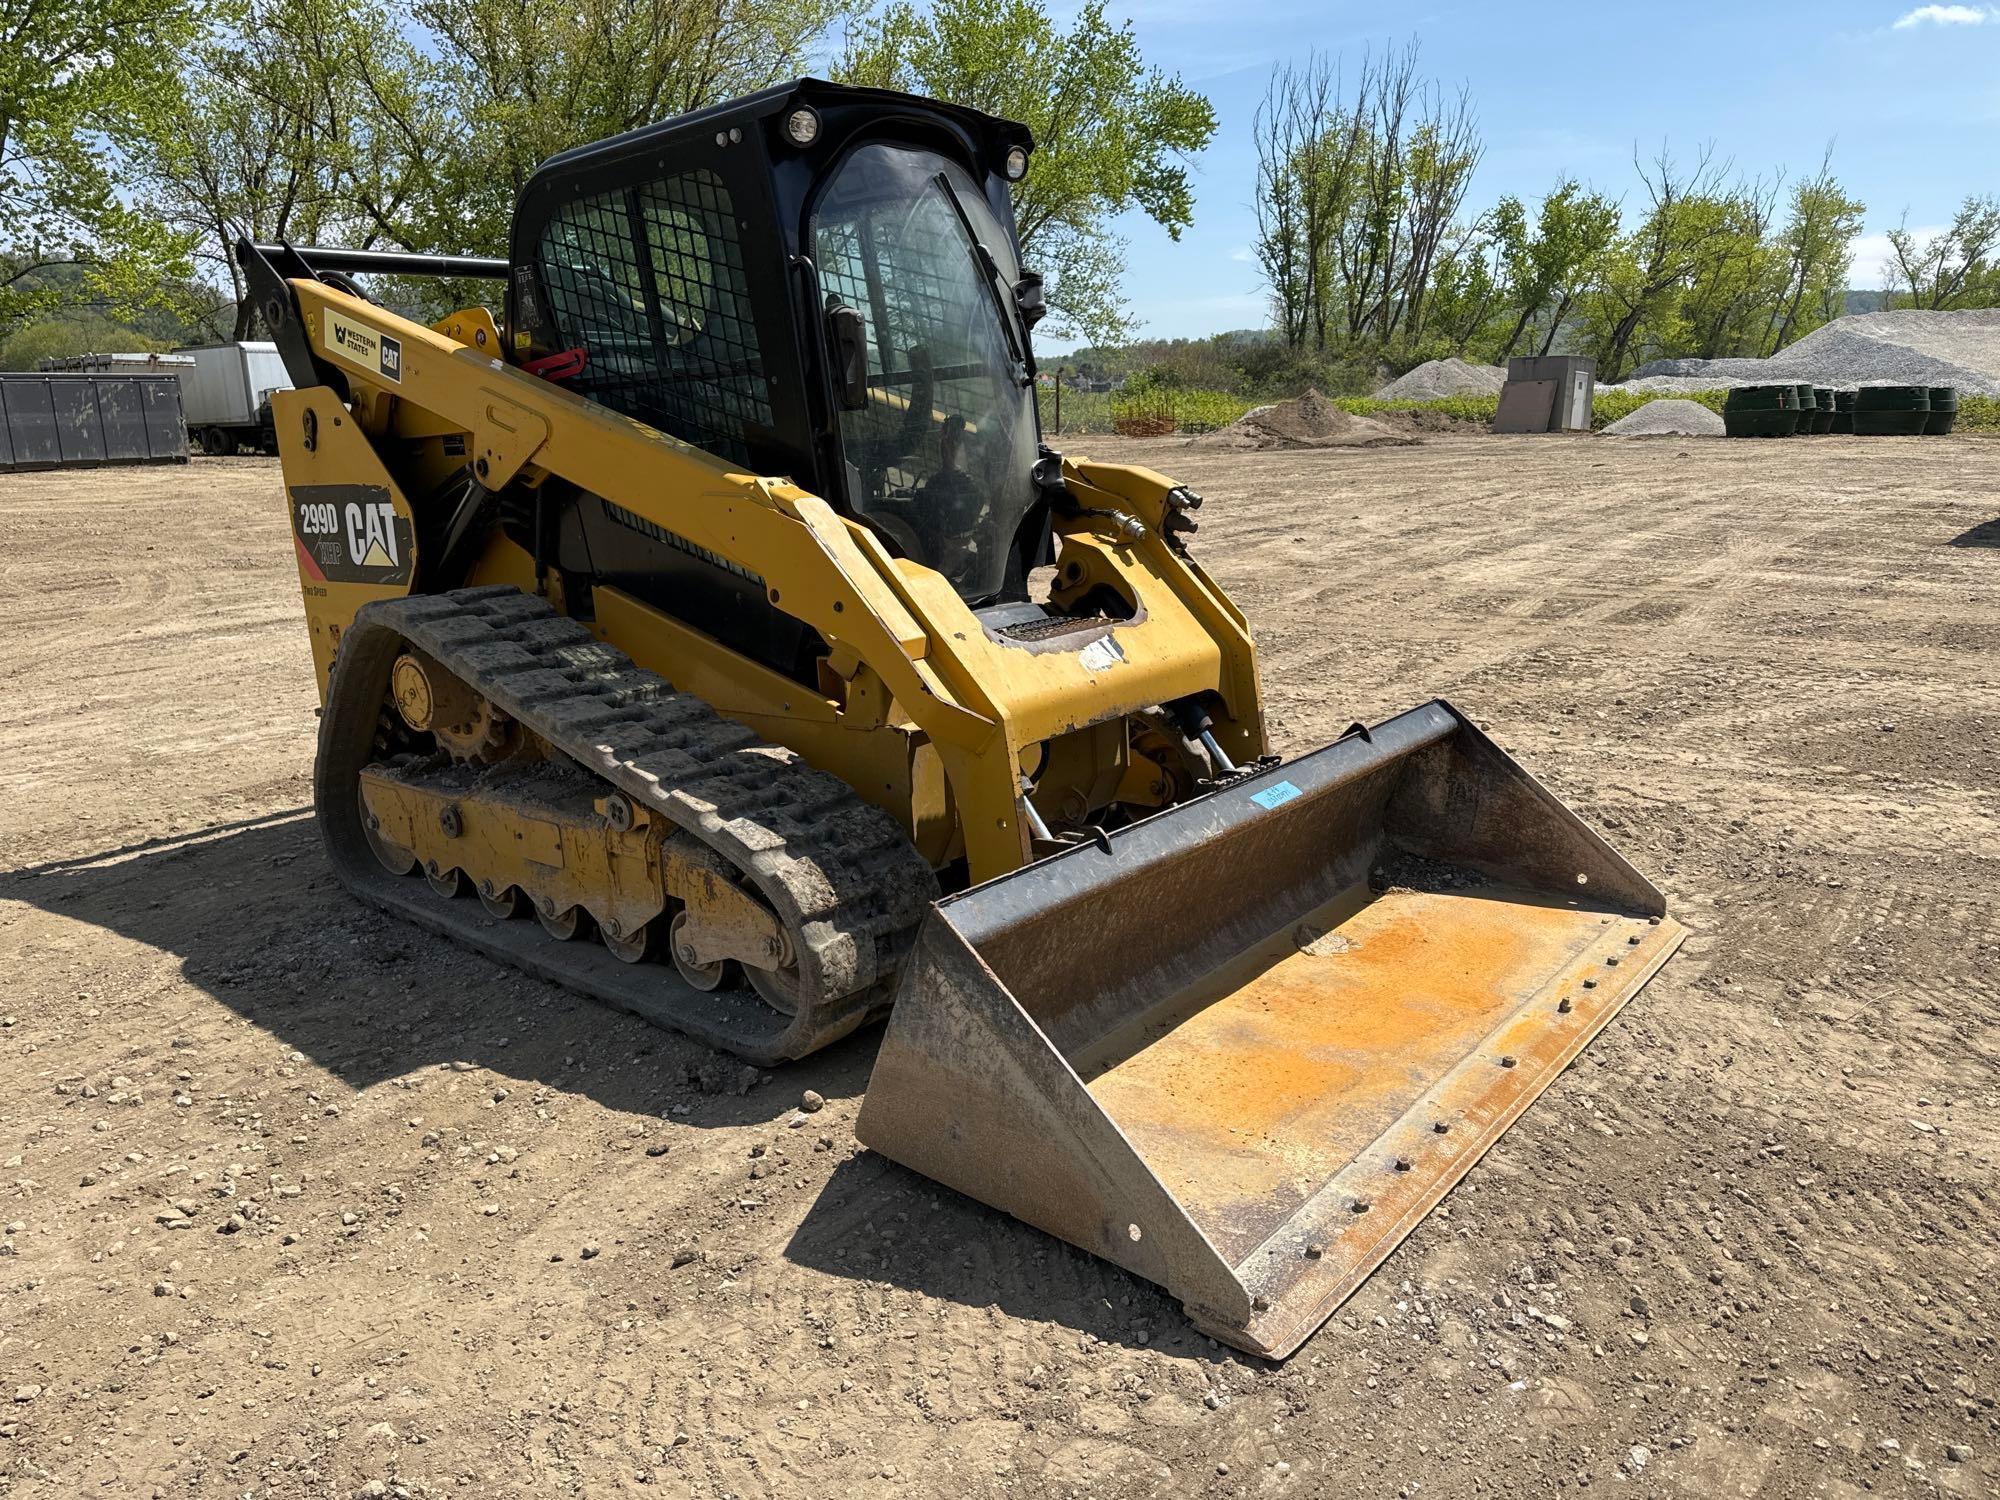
<box><xmin>2</xmin><ymin>435</ymin><xmax>1997</xmax><ymax>1500</ymax></box>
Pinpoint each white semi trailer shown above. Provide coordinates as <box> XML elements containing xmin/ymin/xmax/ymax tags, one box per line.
<box><xmin>170</xmin><ymin>343</ymin><xmax>293</xmax><ymax>455</ymax></box>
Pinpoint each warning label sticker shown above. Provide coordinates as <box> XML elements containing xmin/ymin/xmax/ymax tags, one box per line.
<box><xmin>290</xmin><ymin>483</ymin><xmax>415</xmax><ymax>586</ymax></box>
<box><xmin>323</xmin><ymin>308</ymin><xmax>403</xmax><ymax>383</ymax></box>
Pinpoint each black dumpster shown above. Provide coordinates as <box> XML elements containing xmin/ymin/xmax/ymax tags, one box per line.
<box><xmin>0</xmin><ymin>373</ymin><xmax>189</xmax><ymax>473</ymax></box>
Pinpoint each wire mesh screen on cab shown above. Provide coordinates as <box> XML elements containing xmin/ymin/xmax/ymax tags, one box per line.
<box><xmin>537</xmin><ymin>169</ymin><xmax>774</xmax><ymax>469</ymax></box>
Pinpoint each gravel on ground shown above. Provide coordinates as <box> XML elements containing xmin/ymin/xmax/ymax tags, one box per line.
<box><xmin>1627</xmin><ymin>307</ymin><xmax>2000</xmax><ymax>394</ymax></box>
<box><xmin>1373</xmin><ymin>357</ymin><xmax>1508</xmax><ymax>401</ymax></box>
<box><xmin>1600</xmin><ymin>398</ymin><xmax>1727</xmax><ymax>436</ymax></box>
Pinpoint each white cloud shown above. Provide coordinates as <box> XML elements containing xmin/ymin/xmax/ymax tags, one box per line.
<box><xmin>1893</xmin><ymin>5</ymin><xmax>1994</xmax><ymax>28</ymax></box>
<box><xmin>1228</xmin><ymin>246</ymin><xmax>1255</xmax><ymax>263</ymax></box>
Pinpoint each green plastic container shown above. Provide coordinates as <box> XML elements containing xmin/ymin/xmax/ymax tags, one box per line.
<box><xmin>1831</xmin><ymin>389</ymin><xmax>1856</xmax><ymax>434</ymax></box>
<box><xmin>1812</xmin><ymin>388</ymin><xmax>1836</xmax><ymax>434</ymax></box>
<box><xmin>1855</xmin><ymin>386</ymin><xmax>1931</xmax><ymax>409</ymax></box>
<box><xmin>1723</xmin><ymin>411</ymin><xmax>1796</xmax><ymax>438</ymax></box>
<box><xmin>1926</xmin><ymin>386</ymin><xmax>1958</xmax><ymax>435</ymax></box>
<box><xmin>1853</xmin><ymin>386</ymin><xmax>1930</xmax><ymax>436</ymax></box>
<box><xmin>1724</xmin><ymin>384</ymin><xmax>1800</xmax><ymax>436</ymax></box>
<box><xmin>1724</xmin><ymin>384</ymin><xmax>1792</xmax><ymax>408</ymax></box>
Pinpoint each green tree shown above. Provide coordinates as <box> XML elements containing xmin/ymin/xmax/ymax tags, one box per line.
<box><xmin>1884</xmin><ymin>195</ymin><xmax>2000</xmax><ymax>310</ymax></box>
<box><xmin>135</xmin><ymin>0</ymin><xmax>839</xmax><ymax>330</ymax></box>
<box><xmin>0</xmin><ymin>0</ymin><xmax>203</xmax><ymax>336</ymax></box>
<box><xmin>1677</xmin><ymin>178</ymin><xmax>1783</xmax><ymax>359</ymax></box>
<box><xmin>1492</xmin><ymin>181</ymin><xmax>1620</xmax><ymax>360</ymax></box>
<box><xmin>837</xmin><ymin>0</ymin><xmax>1216</xmax><ymax>345</ymax></box>
<box><xmin>0</xmin><ymin>310</ymin><xmax>171</xmax><ymax>369</ymax></box>
<box><xmin>136</xmin><ymin>0</ymin><xmax>380</xmax><ymax>339</ymax></box>
<box><xmin>1251</xmin><ymin>46</ymin><xmax>1483</xmax><ymax>359</ymax></box>
<box><xmin>1765</xmin><ymin>151</ymin><xmax>1864</xmax><ymax>351</ymax></box>
<box><xmin>1422</xmin><ymin>212</ymin><xmax>1508</xmax><ymax>354</ymax></box>
<box><xmin>142</xmin><ymin>0</ymin><xmax>458</xmax><ymax>332</ymax></box>
<box><xmin>1577</xmin><ymin>146</ymin><xmax>1745</xmax><ymax>378</ymax></box>
<box><xmin>1253</xmin><ymin>54</ymin><xmax>1368</xmax><ymax>351</ymax></box>
<box><xmin>416</xmin><ymin>0</ymin><xmax>856</xmax><ymax>254</ymax></box>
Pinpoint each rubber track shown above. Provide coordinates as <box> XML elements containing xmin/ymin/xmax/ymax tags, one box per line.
<box><xmin>316</xmin><ymin>585</ymin><xmax>938</xmax><ymax>1064</ymax></box>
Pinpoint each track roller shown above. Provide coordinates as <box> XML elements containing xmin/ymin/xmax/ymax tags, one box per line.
<box><xmin>477</xmin><ymin>880</ymin><xmax>522</xmax><ymax>920</ymax></box>
<box><xmin>601</xmin><ymin>918</ymin><xmax>654</xmax><ymax>965</ymax></box>
<box><xmin>669</xmin><ymin>910</ymin><xmax>730</xmax><ymax>991</ymax></box>
<box><xmin>537</xmin><ymin>901</ymin><xmax>586</xmax><ymax>941</ymax></box>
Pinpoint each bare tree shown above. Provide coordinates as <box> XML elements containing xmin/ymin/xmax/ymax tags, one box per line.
<box><xmin>1251</xmin><ymin>42</ymin><xmax>1481</xmax><ymax>355</ymax></box>
<box><xmin>1252</xmin><ymin>54</ymin><xmax>1363</xmax><ymax>350</ymax></box>
<box><xmin>1385</xmin><ymin>82</ymin><xmax>1482</xmax><ymax>344</ymax></box>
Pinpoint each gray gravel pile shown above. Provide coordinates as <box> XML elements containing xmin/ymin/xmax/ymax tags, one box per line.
<box><xmin>1600</xmin><ymin>398</ymin><xmax>1727</xmax><ymax>437</ymax></box>
<box><xmin>1609</xmin><ymin>373</ymin><xmax>1754</xmax><ymax>395</ymax></box>
<box><xmin>1374</xmin><ymin>357</ymin><xmax>1507</xmax><ymax>400</ymax></box>
<box><xmin>1625</xmin><ymin>308</ymin><xmax>2000</xmax><ymax>394</ymax></box>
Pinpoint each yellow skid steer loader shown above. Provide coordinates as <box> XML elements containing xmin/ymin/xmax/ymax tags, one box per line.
<box><xmin>239</xmin><ymin>79</ymin><xmax>1682</xmax><ymax>1357</ymax></box>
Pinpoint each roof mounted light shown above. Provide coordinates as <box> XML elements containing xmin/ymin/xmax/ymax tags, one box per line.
<box><xmin>786</xmin><ymin>108</ymin><xmax>821</xmax><ymax>148</ymax></box>
<box><xmin>1003</xmin><ymin>146</ymin><xmax>1030</xmax><ymax>181</ymax></box>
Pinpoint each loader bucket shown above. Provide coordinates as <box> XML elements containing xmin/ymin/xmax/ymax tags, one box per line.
<box><xmin>854</xmin><ymin>700</ymin><xmax>1684</xmax><ymax>1358</ymax></box>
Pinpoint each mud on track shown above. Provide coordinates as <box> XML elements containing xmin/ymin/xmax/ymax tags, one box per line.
<box><xmin>1</xmin><ymin>435</ymin><xmax>1996</xmax><ymax>1498</ymax></box>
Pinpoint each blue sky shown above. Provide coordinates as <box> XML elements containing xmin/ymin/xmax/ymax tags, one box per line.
<box><xmin>1052</xmin><ymin>0</ymin><xmax>2000</xmax><ymax>349</ymax></box>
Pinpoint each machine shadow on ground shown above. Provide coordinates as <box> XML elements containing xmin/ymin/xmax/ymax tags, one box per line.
<box><xmin>1</xmin><ymin>812</ymin><xmax>877</xmax><ymax>1131</ymax></box>
<box><xmin>1949</xmin><ymin>517</ymin><xmax>2000</xmax><ymax>547</ymax></box>
<box><xmin>6</xmin><ymin>811</ymin><xmax>1252</xmax><ymax>1354</ymax></box>
<box><xmin>783</xmin><ymin>1151</ymin><xmax>1228</xmax><ymax>1361</ymax></box>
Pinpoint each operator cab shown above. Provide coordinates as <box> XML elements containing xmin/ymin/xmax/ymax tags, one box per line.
<box><xmin>507</xmin><ymin>80</ymin><xmax>1050</xmax><ymax>668</ymax></box>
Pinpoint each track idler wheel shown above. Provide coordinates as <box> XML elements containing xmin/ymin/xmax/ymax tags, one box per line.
<box><xmin>425</xmin><ymin>862</ymin><xmax>464</xmax><ymax>899</ymax></box>
<box><xmin>363</xmin><ymin>815</ymin><xmax>417</xmax><ymax>876</ymax></box>
<box><xmin>747</xmin><ymin>962</ymin><xmax>802</xmax><ymax>1018</ymax></box>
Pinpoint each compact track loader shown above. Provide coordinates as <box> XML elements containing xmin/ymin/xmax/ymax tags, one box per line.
<box><xmin>241</xmin><ymin>79</ymin><xmax>1682</xmax><ymax>1357</ymax></box>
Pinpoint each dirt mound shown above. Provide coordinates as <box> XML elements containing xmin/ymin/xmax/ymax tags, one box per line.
<box><xmin>1193</xmin><ymin>389</ymin><xmax>1411</xmax><ymax>450</ymax></box>
<box><xmin>1601</xmin><ymin>398</ymin><xmax>1727</xmax><ymax>437</ymax></box>
<box><xmin>1373</xmin><ymin>357</ymin><xmax>1507</xmax><ymax>400</ymax></box>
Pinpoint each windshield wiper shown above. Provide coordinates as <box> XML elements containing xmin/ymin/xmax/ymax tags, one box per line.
<box><xmin>930</xmin><ymin>172</ymin><xmax>1032</xmax><ymax>385</ymax></box>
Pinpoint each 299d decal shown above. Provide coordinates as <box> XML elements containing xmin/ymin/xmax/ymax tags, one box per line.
<box><xmin>290</xmin><ymin>484</ymin><xmax>415</xmax><ymax>586</ymax></box>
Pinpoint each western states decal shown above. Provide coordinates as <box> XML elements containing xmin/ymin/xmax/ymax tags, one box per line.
<box><xmin>323</xmin><ymin>307</ymin><xmax>403</xmax><ymax>383</ymax></box>
<box><xmin>291</xmin><ymin>484</ymin><xmax>415</xmax><ymax>585</ymax></box>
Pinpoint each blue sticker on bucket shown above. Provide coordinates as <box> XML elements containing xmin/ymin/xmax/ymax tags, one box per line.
<box><xmin>1249</xmin><ymin>780</ymin><xmax>1302</xmax><ymax>810</ymax></box>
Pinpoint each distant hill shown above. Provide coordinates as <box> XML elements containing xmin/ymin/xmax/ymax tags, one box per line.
<box><xmin>1843</xmin><ymin>289</ymin><xmax>1889</xmax><ymax>315</ymax></box>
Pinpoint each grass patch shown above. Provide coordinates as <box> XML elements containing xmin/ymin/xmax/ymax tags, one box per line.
<box><xmin>1328</xmin><ymin>393</ymin><xmax>1500</xmax><ymax>425</ymax></box>
<box><xmin>1331</xmin><ymin>388</ymin><xmax>1734</xmax><ymax>431</ymax></box>
<box><xmin>1041</xmin><ymin>387</ymin><xmax>1256</xmax><ymax>436</ymax></box>
<box><xmin>1957</xmin><ymin>394</ymin><xmax>1999</xmax><ymax>432</ymax></box>
<box><xmin>1041</xmin><ymin>385</ymin><xmax>2000</xmax><ymax>437</ymax></box>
